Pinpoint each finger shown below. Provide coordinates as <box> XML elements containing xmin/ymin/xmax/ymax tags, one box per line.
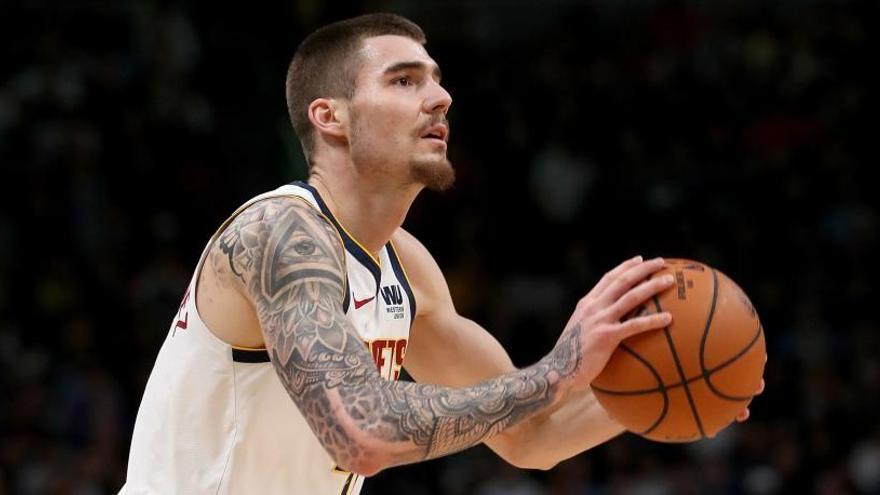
<box><xmin>598</xmin><ymin>257</ymin><xmax>666</xmax><ymax>306</ymax></box>
<box><xmin>736</xmin><ymin>408</ymin><xmax>750</xmax><ymax>422</ymax></box>
<box><xmin>588</xmin><ymin>255</ymin><xmax>644</xmax><ymax>299</ymax></box>
<box><xmin>607</xmin><ymin>274</ymin><xmax>675</xmax><ymax>320</ymax></box>
<box><xmin>616</xmin><ymin>312</ymin><xmax>672</xmax><ymax>340</ymax></box>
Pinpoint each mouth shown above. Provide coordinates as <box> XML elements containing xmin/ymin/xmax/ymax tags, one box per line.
<box><xmin>420</xmin><ymin>123</ymin><xmax>449</xmax><ymax>143</ymax></box>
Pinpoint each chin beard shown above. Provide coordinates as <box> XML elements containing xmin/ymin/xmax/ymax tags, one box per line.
<box><xmin>411</xmin><ymin>156</ymin><xmax>455</xmax><ymax>192</ymax></box>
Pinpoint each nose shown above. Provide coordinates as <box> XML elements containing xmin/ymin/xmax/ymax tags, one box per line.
<box><xmin>423</xmin><ymin>80</ymin><xmax>452</xmax><ymax>115</ymax></box>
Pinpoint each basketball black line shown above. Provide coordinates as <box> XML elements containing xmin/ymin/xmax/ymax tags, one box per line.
<box><xmin>656</xmin><ymin>287</ymin><xmax>706</xmax><ymax>438</ymax></box>
<box><xmin>699</xmin><ymin>269</ymin><xmax>764</xmax><ymax>402</ymax></box>
<box><xmin>588</xmin><ymin>319</ymin><xmax>764</xmax><ymax>398</ymax></box>
<box><xmin>698</xmin><ymin>269</ymin><xmax>719</xmax><ymax>384</ymax></box>
<box><xmin>703</xmin><ymin>322</ymin><xmax>765</xmax><ymax>401</ymax></box>
<box><xmin>592</xmin><ymin>342</ymin><xmax>669</xmax><ymax>436</ymax></box>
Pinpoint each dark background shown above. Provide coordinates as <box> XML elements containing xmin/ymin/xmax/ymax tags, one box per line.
<box><xmin>1</xmin><ymin>0</ymin><xmax>877</xmax><ymax>493</ymax></box>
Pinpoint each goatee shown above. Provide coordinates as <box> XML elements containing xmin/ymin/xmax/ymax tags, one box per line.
<box><xmin>411</xmin><ymin>157</ymin><xmax>455</xmax><ymax>192</ymax></box>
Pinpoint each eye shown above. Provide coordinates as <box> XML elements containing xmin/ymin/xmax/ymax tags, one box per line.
<box><xmin>393</xmin><ymin>76</ymin><xmax>414</xmax><ymax>87</ymax></box>
<box><xmin>285</xmin><ymin>233</ymin><xmax>320</xmax><ymax>259</ymax></box>
<box><xmin>293</xmin><ymin>239</ymin><xmax>316</xmax><ymax>255</ymax></box>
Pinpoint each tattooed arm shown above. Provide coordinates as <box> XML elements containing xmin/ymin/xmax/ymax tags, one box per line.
<box><xmin>218</xmin><ymin>197</ymin><xmax>591</xmax><ymax>475</ymax></box>
<box><xmin>219</xmin><ymin>197</ymin><xmax>673</xmax><ymax>475</ymax></box>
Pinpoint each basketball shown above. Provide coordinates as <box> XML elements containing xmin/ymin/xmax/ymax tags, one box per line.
<box><xmin>591</xmin><ymin>259</ymin><xmax>766</xmax><ymax>442</ymax></box>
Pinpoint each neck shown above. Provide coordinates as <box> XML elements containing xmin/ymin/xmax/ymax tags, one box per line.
<box><xmin>308</xmin><ymin>168</ymin><xmax>422</xmax><ymax>258</ymax></box>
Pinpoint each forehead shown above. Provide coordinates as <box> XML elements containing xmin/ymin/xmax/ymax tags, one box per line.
<box><xmin>357</xmin><ymin>35</ymin><xmax>436</xmax><ymax>75</ymax></box>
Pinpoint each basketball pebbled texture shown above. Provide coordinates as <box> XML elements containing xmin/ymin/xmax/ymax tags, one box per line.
<box><xmin>591</xmin><ymin>259</ymin><xmax>766</xmax><ymax>442</ymax></box>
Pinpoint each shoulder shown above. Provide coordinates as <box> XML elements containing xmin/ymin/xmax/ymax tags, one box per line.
<box><xmin>390</xmin><ymin>228</ymin><xmax>432</xmax><ymax>270</ymax></box>
<box><xmin>390</xmin><ymin>228</ymin><xmax>453</xmax><ymax>317</ymax></box>
<box><xmin>221</xmin><ymin>196</ymin><xmax>343</xmax><ymax>254</ymax></box>
<box><xmin>198</xmin><ymin>195</ymin><xmax>348</xmax><ymax>346</ymax></box>
<box><xmin>226</xmin><ymin>195</ymin><xmax>331</xmax><ymax>232</ymax></box>
<box><xmin>389</xmin><ymin>228</ymin><xmax>439</xmax><ymax>282</ymax></box>
<box><xmin>212</xmin><ymin>195</ymin><xmax>347</xmax><ymax>287</ymax></box>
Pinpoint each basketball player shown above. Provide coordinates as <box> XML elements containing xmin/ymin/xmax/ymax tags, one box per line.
<box><xmin>120</xmin><ymin>13</ymin><xmax>757</xmax><ymax>494</ymax></box>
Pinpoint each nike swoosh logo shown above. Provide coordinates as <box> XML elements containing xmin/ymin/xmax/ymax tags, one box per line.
<box><xmin>353</xmin><ymin>295</ymin><xmax>375</xmax><ymax>309</ymax></box>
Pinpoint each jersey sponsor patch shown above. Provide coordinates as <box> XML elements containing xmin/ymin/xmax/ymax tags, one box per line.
<box><xmin>380</xmin><ymin>284</ymin><xmax>405</xmax><ymax>320</ymax></box>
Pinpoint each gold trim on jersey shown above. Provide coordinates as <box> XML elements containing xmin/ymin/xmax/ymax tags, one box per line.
<box><xmin>388</xmin><ymin>239</ymin><xmax>415</xmax><ymax>294</ymax></box>
<box><xmin>330</xmin><ymin>213</ymin><xmax>381</xmax><ymax>267</ymax></box>
<box><xmin>230</xmin><ymin>344</ymin><xmax>267</xmax><ymax>351</ymax></box>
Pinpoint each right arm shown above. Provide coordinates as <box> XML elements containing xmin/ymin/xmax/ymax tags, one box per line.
<box><xmin>218</xmin><ymin>198</ymin><xmax>670</xmax><ymax>475</ymax></box>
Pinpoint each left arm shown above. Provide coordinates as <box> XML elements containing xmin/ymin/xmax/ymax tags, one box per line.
<box><xmin>408</xmin><ymin>308</ymin><xmax>624</xmax><ymax>470</ymax></box>
<box><xmin>395</xmin><ymin>230</ymin><xmax>624</xmax><ymax>470</ymax></box>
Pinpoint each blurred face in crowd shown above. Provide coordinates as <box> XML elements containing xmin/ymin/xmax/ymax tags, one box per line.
<box><xmin>346</xmin><ymin>35</ymin><xmax>454</xmax><ymax>191</ymax></box>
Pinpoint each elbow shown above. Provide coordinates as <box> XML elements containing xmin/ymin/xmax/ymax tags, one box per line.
<box><xmin>334</xmin><ymin>459</ymin><xmax>385</xmax><ymax>478</ymax></box>
<box><xmin>328</xmin><ymin>440</ymin><xmax>394</xmax><ymax>477</ymax></box>
<box><xmin>527</xmin><ymin>460</ymin><xmax>560</xmax><ymax>471</ymax></box>
<box><xmin>498</xmin><ymin>436</ymin><xmax>560</xmax><ymax>471</ymax></box>
<box><xmin>507</xmin><ymin>454</ymin><xmax>559</xmax><ymax>471</ymax></box>
<box><xmin>341</xmin><ymin>456</ymin><xmax>387</xmax><ymax>477</ymax></box>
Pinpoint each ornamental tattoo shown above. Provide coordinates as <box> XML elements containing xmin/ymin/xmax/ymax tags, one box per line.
<box><xmin>210</xmin><ymin>197</ymin><xmax>582</xmax><ymax>468</ymax></box>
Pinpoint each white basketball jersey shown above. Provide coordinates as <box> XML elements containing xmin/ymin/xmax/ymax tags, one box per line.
<box><xmin>120</xmin><ymin>182</ymin><xmax>415</xmax><ymax>494</ymax></box>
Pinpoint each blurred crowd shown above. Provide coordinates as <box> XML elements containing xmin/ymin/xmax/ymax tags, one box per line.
<box><xmin>1</xmin><ymin>0</ymin><xmax>877</xmax><ymax>493</ymax></box>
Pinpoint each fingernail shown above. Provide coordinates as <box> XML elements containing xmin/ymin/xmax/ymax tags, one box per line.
<box><xmin>633</xmin><ymin>255</ymin><xmax>643</xmax><ymax>262</ymax></box>
<box><xmin>664</xmin><ymin>274</ymin><xmax>674</xmax><ymax>284</ymax></box>
<box><xmin>662</xmin><ymin>313</ymin><xmax>672</xmax><ymax>323</ymax></box>
<box><xmin>654</xmin><ymin>257</ymin><xmax>665</xmax><ymax>264</ymax></box>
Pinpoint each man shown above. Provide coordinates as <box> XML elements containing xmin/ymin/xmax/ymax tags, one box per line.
<box><xmin>121</xmin><ymin>13</ymin><xmax>753</xmax><ymax>494</ymax></box>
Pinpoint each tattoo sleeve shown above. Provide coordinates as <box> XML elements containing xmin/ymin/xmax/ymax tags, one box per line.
<box><xmin>216</xmin><ymin>198</ymin><xmax>581</xmax><ymax>469</ymax></box>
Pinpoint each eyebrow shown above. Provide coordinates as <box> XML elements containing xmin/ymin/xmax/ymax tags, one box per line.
<box><xmin>383</xmin><ymin>61</ymin><xmax>442</xmax><ymax>82</ymax></box>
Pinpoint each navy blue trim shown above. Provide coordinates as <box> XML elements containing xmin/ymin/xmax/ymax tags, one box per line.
<box><xmin>386</xmin><ymin>242</ymin><xmax>417</xmax><ymax>326</ymax></box>
<box><xmin>339</xmin><ymin>473</ymin><xmax>354</xmax><ymax>495</ymax></box>
<box><xmin>291</xmin><ymin>181</ymin><xmax>382</xmax><ymax>289</ymax></box>
<box><xmin>342</xmin><ymin>283</ymin><xmax>351</xmax><ymax>313</ymax></box>
<box><xmin>232</xmin><ymin>348</ymin><xmax>271</xmax><ymax>363</ymax></box>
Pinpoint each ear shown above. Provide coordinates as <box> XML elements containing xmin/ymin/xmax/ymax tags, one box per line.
<box><xmin>307</xmin><ymin>98</ymin><xmax>347</xmax><ymax>140</ymax></box>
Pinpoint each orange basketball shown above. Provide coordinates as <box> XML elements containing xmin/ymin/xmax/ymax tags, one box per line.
<box><xmin>591</xmin><ymin>259</ymin><xmax>766</xmax><ymax>442</ymax></box>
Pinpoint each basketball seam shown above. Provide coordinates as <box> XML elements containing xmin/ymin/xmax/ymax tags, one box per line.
<box><xmin>591</xmin><ymin>317</ymin><xmax>764</xmax><ymax>398</ymax></box>
<box><xmin>698</xmin><ymin>269</ymin><xmax>718</xmax><ymax>388</ymax></box>
<box><xmin>656</xmin><ymin>284</ymin><xmax>706</xmax><ymax>438</ymax></box>
<box><xmin>704</xmin><ymin>323</ymin><xmax>765</xmax><ymax>400</ymax></box>
<box><xmin>615</xmin><ymin>343</ymin><xmax>668</xmax><ymax>436</ymax></box>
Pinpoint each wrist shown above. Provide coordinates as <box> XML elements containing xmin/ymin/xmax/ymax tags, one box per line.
<box><xmin>536</xmin><ymin>352</ymin><xmax>576</xmax><ymax>402</ymax></box>
<box><xmin>542</xmin><ymin>326</ymin><xmax>581</xmax><ymax>395</ymax></box>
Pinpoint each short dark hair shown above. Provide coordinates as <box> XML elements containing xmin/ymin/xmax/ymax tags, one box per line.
<box><xmin>285</xmin><ymin>13</ymin><xmax>426</xmax><ymax>164</ymax></box>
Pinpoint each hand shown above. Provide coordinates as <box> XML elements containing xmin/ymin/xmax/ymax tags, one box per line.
<box><xmin>556</xmin><ymin>256</ymin><xmax>674</xmax><ymax>391</ymax></box>
<box><xmin>735</xmin><ymin>376</ymin><xmax>766</xmax><ymax>422</ymax></box>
